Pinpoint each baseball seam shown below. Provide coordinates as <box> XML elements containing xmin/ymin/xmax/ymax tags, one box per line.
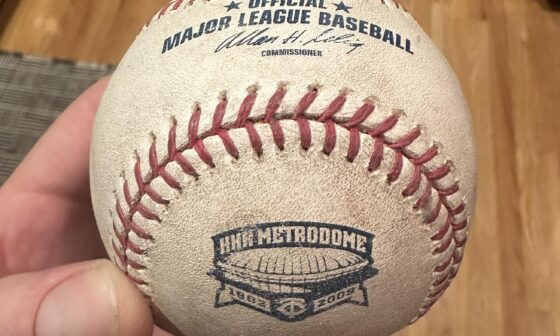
<box><xmin>145</xmin><ymin>0</ymin><xmax>411</xmax><ymax>28</ymax></box>
<box><xmin>110</xmin><ymin>84</ymin><xmax>469</xmax><ymax>321</ymax></box>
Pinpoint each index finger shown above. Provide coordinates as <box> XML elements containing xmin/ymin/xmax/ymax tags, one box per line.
<box><xmin>0</xmin><ymin>77</ymin><xmax>111</xmax><ymax>276</ymax></box>
<box><xmin>4</xmin><ymin>76</ymin><xmax>111</xmax><ymax>199</ymax></box>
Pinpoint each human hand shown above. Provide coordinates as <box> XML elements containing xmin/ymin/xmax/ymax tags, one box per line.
<box><xmin>0</xmin><ymin>78</ymin><xmax>172</xmax><ymax>336</ymax></box>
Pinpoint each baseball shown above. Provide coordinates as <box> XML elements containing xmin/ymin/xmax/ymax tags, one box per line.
<box><xmin>90</xmin><ymin>0</ymin><xmax>477</xmax><ymax>335</ymax></box>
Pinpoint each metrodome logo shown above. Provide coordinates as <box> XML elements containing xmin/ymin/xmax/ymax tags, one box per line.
<box><xmin>210</xmin><ymin>221</ymin><xmax>377</xmax><ymax>321</ymax></box>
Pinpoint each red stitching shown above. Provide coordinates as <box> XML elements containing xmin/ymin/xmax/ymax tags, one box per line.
<box><xmin>426</xmin><ymin>164</ymin><xmax>452</xmax><ymax>181</ymax></box>
<box><xmin>123</xmin><ymin>180</ymin><xmax>133</xmax><ymax>207</ymax></box>
<box><xmin>294</xmin><ymin>89</ymin><xmax>318</xmax><ymax>118</ymax></box>
<box><xmin>367</xmin><ymin>137</ymin><xmax>383</xmax><ymax>171</ymax></box>
<box><xmin>127</xmin><ymin>240</ymin><xmax>145</xmax><ymax>255</ymax></box>
<box><xmin>434</xmin><ymin>254</ymin><xmax>453</xmax><ymax>273</ymax></box>
<box><xmin>127</xmin><ymin>273</ymin><xmax>148</xmax><ymax>286</ymax></box>
<box><xmin>455</xmin><ymin>236</ymin><xmax>468</xmax><ymax>248</ymax></box>
<box><xmin>135</xmin><ymin>203</ymin><xmax>160</xmax><ymax>222</ymax></box>
<box><xmin>414</xmin><ymin>183</ymin><xmax>432</xmax><ymax>209</ymax></box>
<box><xmin>425</xmin><ymin>198</ymin><xmax>443</xmax><ymax>224</ymax></box>
<box><xmin>387</xmin><ymin>150</ymin><xmax>403</xmax><ymax>182</ymax></box>
<box><xmin>193</xmin><ymin>140</ymin><xmax>215</xmax><ymax>167</ymax></box>
<box><xmin>245</xmin><ymin>122</ymin><xmax>263</xmax><ymax>156</ymax></box>
<box><xmin>387</xmin><ymin>127</ymin><xmax>421</xmax><ymax>150</ymax></box>
<box><xmin>115</xmin><ymin>200</ymin><xmax>129</xmax><ymax>228</ymax></box>
<box><xmin>427</xmin><ymin>284</ymin><xmax>450</xmax><ymax>303</ymax></box>
<box><xmin>450</xmin><ymin>202</ymin><xmax>466</xmax><ymax>216</ymax></box>
<box><xmin>127</xmin><ymin>220</ymin><xmax>153</xmax><ymax>240</ymax></box>
<box><xmin>112</xmin><ymin>223</ymin><xmax>126</xmax><ymax>247</ymax></box>
<box><xmin>269</xmin><ymin>119</ymin><xmax>285</xmax><ymax>150</ymax></box>
<box><xmin>452</xmin><ymin>219</ymin><xmax>468</xmax><ymax>231</ymax></box>
<box><xmin>297</xmin><ymin>118</ymin><xmax>312</xmax><ymax>150</ymax></box>
<box><xmin>403</xmin><ymin>165</ymin><xmax>422</xmax><ymax>197</ymax></box>
<box><xmin>127</xmin><ymin>259</ymin><xmax>147</xmax><ymax>270</ymax></box>
<box><xmin>431</xmin><ymin>214</ymin><xmax>452</xmax><ymax>241</ymax></box>
<box><xmin>342</xmin><ymin>99</ymin><xmax>375</xmax><ymax>128</ymax></box>
<box><xmin>346</xmin><ymin>128</ymin><xmax>361</xmax><ymax>162</ymax></box>
<box><xmin>411</xmin><ymin>145</ymin><xmax>438</xmax><ymax>165</ymax></box>
<box><xmin>175</xmin><ymin>151</ymin><xmax>198</xmax><ymax>177</ymax></box>
<box><xmin>158</xmin><ymin>169</ymin><xmax>181</xmax><ymax>190</ymax></box>
<box><xmin>323</xmin><ymin>120</ymin><xmax>337</xmax><ymax>155</ymax></box>
<box><xmin>112</xmin><ymin>241</ymin><xmax>125</xmax><ymax>265</ymax></box>
<box><xmin>134</xmin><ymin>159</ymin><xmax>145</xmax><ymax>194</ymax></box>
<box><xmin>318</xmin><ymin>91</ymin><xmax>347</xmax><ymax>122</ymax></box>
<box><xmin>370</xmin><ymin>113</ymin><xmax>399</xmax><ymax>137</ymax></box>
<box><xmin>433</xmin><ymin>230</ymin><xmax>454</xmax><ymax>254</ymax></box>
<box><xmin>437</xmin><ymin>182</ymin><xmax>460</xmax><ymax>197</ymax></box>
<box><xmin>432</xmin><ymin>273</ymin><xmax>449</xmax><ymax>287</ymax></box>
<box><xmin>236</xmin><ymin>88</ymin><xmax>258</xmax><ymax>127</ymax></box>
<box><xmin>144</xmin><ymin>185</ymin><xmax>168</xmax><ymax>204</ymax></box>
<box><xmin>265</xmin><ymin>86</ymin><xmax>286</xmax><ymax>121</ymax></box>
<box><xmin>111</xmin><ymin>85</ymin><xmax>469</xmax><ymax>320</ymax></box>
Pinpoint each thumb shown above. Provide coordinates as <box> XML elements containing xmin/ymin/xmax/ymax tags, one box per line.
<box><xmin>0</xmin><ymin>260</ymin><xmax>153</xmax><ymax>336</ymax></box>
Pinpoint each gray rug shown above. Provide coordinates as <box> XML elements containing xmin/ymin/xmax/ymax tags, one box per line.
<box><xmin>0</xmin><ymin>51</ymin><xmax>114</xmax><ymax>185</ymax></box>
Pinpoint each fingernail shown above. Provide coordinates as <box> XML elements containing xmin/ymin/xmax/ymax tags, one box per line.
<box><xmin>36</xmin><ymin>262</ymin><xmax>117</xmax><ymax>336</ymax></box>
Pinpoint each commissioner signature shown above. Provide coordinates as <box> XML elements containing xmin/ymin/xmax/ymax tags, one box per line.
<box><xmin>215</xmin><ymin>28</ymin><xmax>364</xmax><ymax>54</ymax></box>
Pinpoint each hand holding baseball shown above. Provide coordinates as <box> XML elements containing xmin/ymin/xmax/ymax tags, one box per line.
<box><xmin>0</xmin><ymin>1</ymin><xmax>477</xmax><ymax>335</ymax></box>
<box><xmin>88</xmin><ymin>2</ymin><xmax>475</xmax><ymax>335</ymax></box>
<box><xmin>0</xmin><ymin>78</ymin><xmax>169</xmax><ymax>336</ymax></box>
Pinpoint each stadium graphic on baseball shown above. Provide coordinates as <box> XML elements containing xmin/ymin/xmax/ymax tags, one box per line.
<box><xmin>210</xmin><ymin>221</ymin><xmax>377</xmax><ymax>321</ymax></box>
<box><xmin>91</xmin><ymin>0</ymin><xmax>477</xmax><ymax>335</ymax></box>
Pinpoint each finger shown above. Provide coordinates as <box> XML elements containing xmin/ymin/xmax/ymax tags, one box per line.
<box><xmin>4</xmin><ymin>76</ymin><xmax>111</xmax><ymax>200</ymax></box>
<box><xmin>0</xmin><ymin>260</ymin><xmax>153</xmax><ymax>336</ymax></box>
<box><xmin>0</xmin><ymin>187</ymin><xmax>107</xmax><ymax>277</ymax></box>
<box><xmin>0</xmin><ymin>77</ymin><xmax>111</xmax><ymax>276</ymax></box>
<box><xmin>153</xmin><ymin>326</ymin><xmax>174</xmax><ymax>336</ymax></box>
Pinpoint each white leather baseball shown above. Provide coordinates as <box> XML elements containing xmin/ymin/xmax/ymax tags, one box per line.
<box><xmin>90</xmin><ymin>1</ymin><xmax>477</xmax><ymax>335</ymax></box>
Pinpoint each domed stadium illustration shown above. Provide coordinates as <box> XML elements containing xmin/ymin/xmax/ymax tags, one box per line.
<box><xmin>210</xmin><ymin>222</ymin><xmax>377</xmax><ymax>321</ymax></box>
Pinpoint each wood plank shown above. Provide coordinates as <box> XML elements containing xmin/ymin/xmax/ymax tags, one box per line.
<box><xmin>0</xmin><ymin>0</ymin><xmax>20</xmax><ymax>36</ymax></box>
<box><xmin>0</xmin><ymin>0</ymin><xmax>168</xmax><ymax>63</ymax></box>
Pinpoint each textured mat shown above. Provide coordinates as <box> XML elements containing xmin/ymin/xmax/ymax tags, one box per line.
<box><xmin>0</xmin><ymin>51</ymin><xmax>113</xmax><ymax>185</ymax></box>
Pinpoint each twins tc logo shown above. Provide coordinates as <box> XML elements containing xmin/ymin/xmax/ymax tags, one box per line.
<box><xmin>209</xmin><ymin>221</ymin><xmax>377</xmax><ymax>321</ymax></box>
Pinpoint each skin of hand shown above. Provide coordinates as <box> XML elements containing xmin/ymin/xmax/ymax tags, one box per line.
<box><xmin>0</xmin><ymin>77</ymin><xmax>172</xmax><ymax>336</ymax></box>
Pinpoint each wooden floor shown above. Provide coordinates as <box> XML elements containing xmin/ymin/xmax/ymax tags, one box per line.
<box><xmin>1</xmin><ymin>1</ymin><xmax>559</xmax><ymax>335</ymax></box>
